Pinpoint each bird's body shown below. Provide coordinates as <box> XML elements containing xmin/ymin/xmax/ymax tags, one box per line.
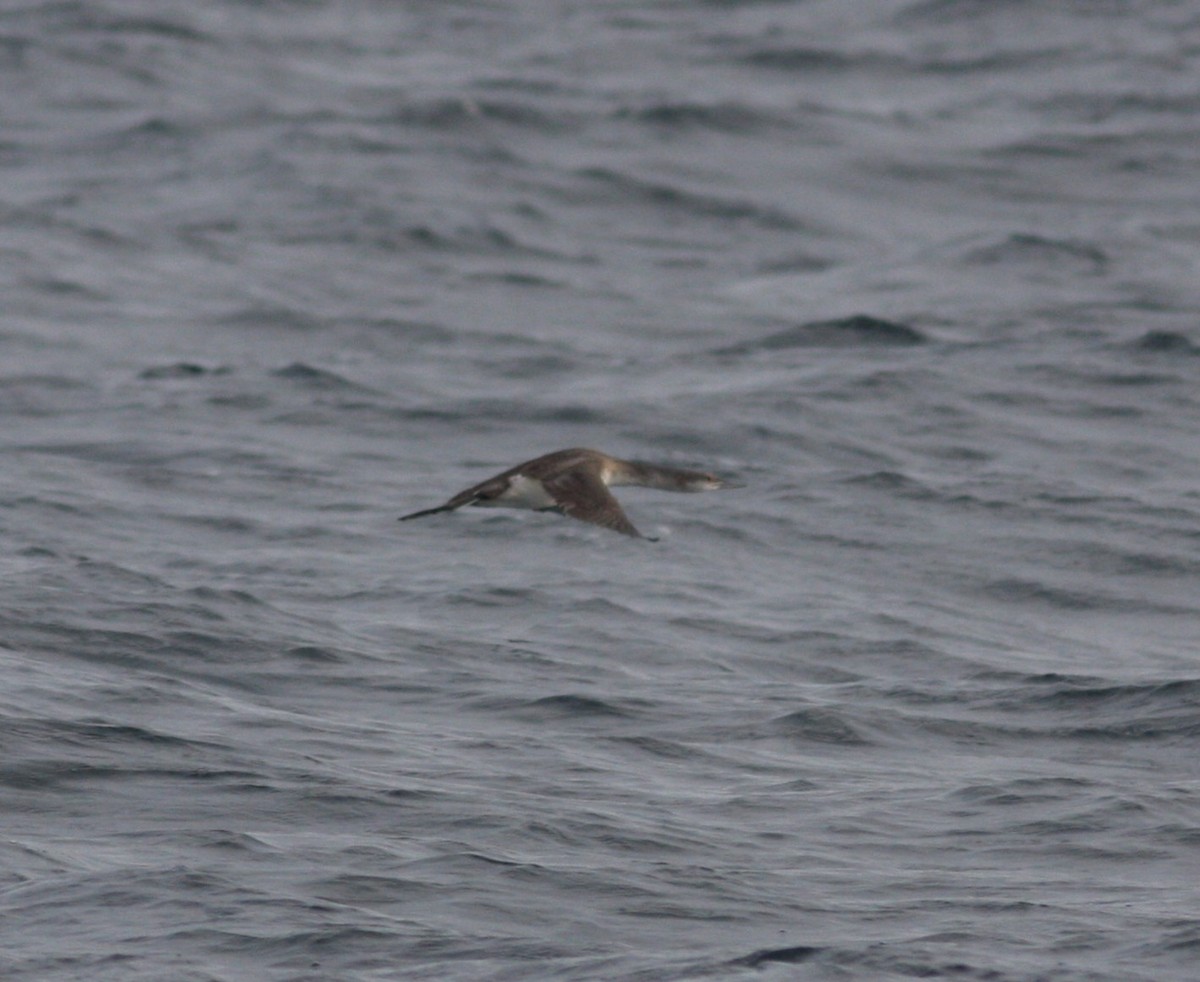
<box><xmin>399</xmin><ymin>448</ymin><xmax>736</xmax><ymax>538</ymax></box>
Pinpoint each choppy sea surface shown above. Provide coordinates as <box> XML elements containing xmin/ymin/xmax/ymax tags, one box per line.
<box><xmin>3</xmin><ymin>2</ymin><xmax>1200</xmax><ymax>979</ymax></box>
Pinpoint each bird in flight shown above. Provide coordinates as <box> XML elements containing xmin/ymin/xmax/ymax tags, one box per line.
<box><xmin>399</xmin><ymin>447</ymin><xmax>739</xmax><ymax>539</ymax></box>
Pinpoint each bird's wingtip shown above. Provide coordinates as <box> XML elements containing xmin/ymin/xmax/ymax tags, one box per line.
<box><xmin>399</xmin><ymin>505</ymin><xmax>449</xmax><ymax>522</ymax></box>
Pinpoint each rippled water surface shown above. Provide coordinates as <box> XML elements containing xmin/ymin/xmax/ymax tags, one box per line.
<box><xmin>3</xmin><ymin>1</ymin><xmax>1200</xmax><ymax>979</ymax></box>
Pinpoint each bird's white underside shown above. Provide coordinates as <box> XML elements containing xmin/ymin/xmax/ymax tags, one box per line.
<box><xmin>482</xmin><ymin>474</ymin><xmax>559</xmax><ymax>510</ymax></box>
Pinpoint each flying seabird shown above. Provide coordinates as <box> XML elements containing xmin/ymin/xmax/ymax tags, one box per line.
<box><xmin>399</xmin><ymin>447</ymin><xmax>738</xmax><ymax>539</ymax></box>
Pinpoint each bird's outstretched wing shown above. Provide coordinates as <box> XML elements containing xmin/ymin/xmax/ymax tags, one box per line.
<box><xmin>544</xmin><ymin>469</ymin><xmax>644</xmax><ymax>538</ymax></box>
<box><xmin>399</xmin><ymin>476</ymin><xmax>509</xmax><ymax>521</ymax></box>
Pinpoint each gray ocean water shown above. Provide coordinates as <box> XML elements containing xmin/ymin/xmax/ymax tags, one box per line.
<box><xmin>3</xmin><ymin>1</ymin><xmax>1200</xmax><ymax>979</ymax></box>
